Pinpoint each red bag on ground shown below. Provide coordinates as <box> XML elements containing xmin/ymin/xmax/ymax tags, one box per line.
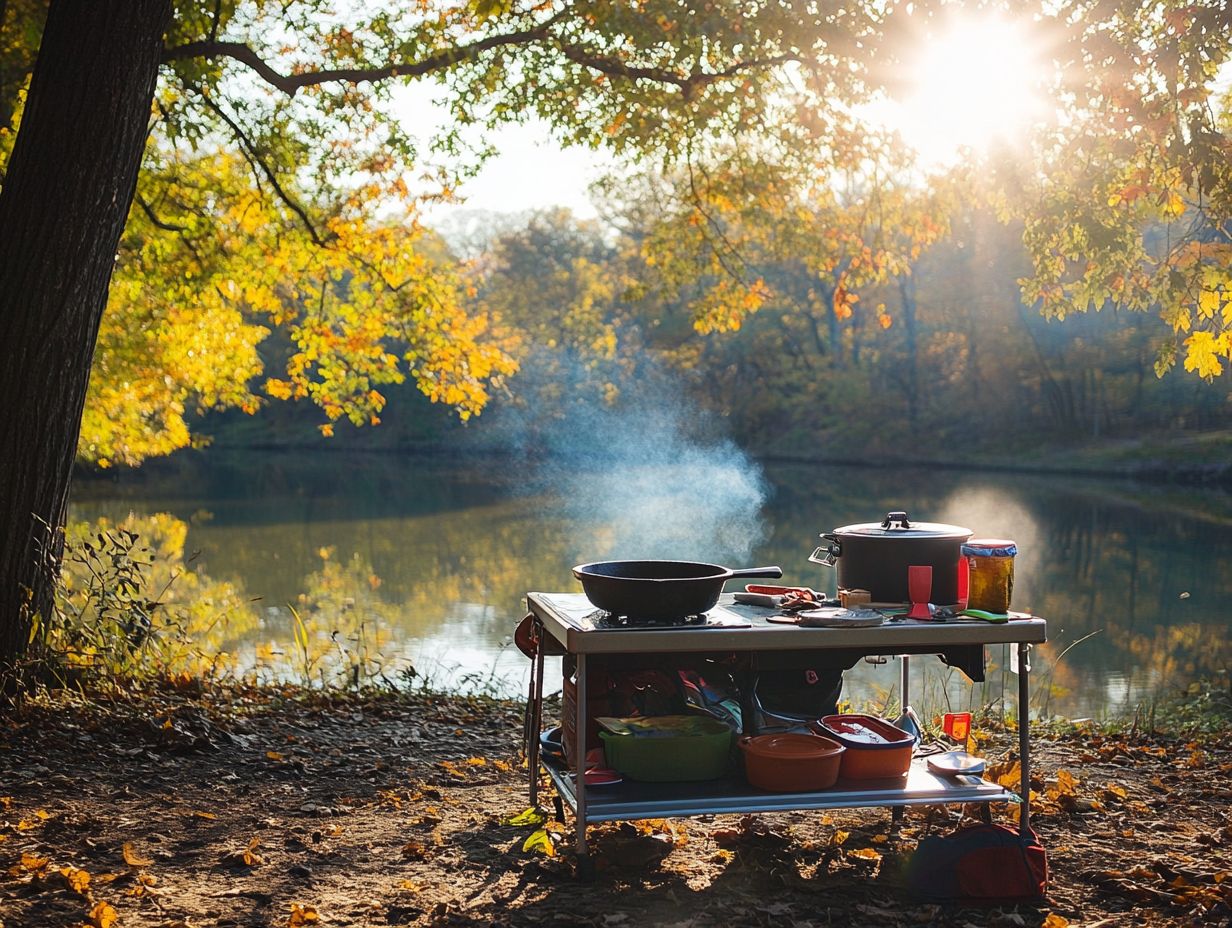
<box><xmin>905</xmin><ymin>823</ymin><xmax>1048</xmax><ymax>904</ymax></box>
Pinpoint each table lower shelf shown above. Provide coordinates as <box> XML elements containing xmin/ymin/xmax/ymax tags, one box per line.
<box><xmin>542</xmin><ymin>759</ymin><xmax>1020</xmax><ymax>823</ymax></box>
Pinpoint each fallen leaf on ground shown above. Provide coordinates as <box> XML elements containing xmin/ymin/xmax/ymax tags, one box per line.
<box><xmin>401</xmin><ymin>840</ymin><xmax>430</xmax><ymax>859</ymax></box>
<box><xmin>10</xmin><ymin>852</ymin><xmax>49</xmax><ymax>877</ymax></box>
<box><xmin>122</xmin><ymin>841</ymin><xmax>154</xmax><ymax>867</ymax></box>
<box><xmin>522</xmin><ymin>828</ymin><xmax>556</xmax><ymax>857</ymax></box>
<box><xmin>88</xmin><ymin>900</ymin><xmax>118</xmax><ymax>928</ymax></box>
<box><xmin>1047</xmin><ymin>768</ymin><xmax>1080</xmax><ymax>801</ymax></box>
<box><xmin>288</xmin><ymin>902</ymin><xmax>321</xmax><ymax>925</ymax></box>
<box><xmin>221</xmin><ymin>835</ymin><xmax>264</xmax><ymax>867</ymax></box>
<box><xmin>502</xmin><ymin>807</ymin><xmax>545</xmax><ymax>827</ymax></box>
<box><xmin>59</xmin><ymin>865</ymin><xmax>91</xmax><ymax>894</ymax></box>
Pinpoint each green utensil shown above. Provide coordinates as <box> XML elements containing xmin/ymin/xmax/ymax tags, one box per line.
<box><xmin>960</xmin><ymin>608</ymin><xmax>1009</xmax><ymax>623</ymax></box>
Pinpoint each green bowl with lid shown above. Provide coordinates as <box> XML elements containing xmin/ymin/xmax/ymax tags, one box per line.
<box><xmin>598</xmin><ymin>715</ymin><xmax>733</xmax><ymax>781</ymax></box>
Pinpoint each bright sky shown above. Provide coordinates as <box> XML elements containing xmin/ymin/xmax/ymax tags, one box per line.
<box><xmin>390</xmin><ymin>85</ymin><xmax>607</xmax><ymax>220</ymax></box>
<box><xmin>864</xmin><ymin>13</ymin><xmax>1050</xmax><ymax>167</ymax></box>
<box><xmin>393</xmin><ymin>15</ymin><xmax>1229</xmax><ymax>215</ymax></box>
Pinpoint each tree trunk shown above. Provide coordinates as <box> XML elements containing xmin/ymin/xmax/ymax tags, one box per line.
<box><xmin>0</xmin><ymin>0</ymin><xmax>170</xmax><ymax>689</ymax></box>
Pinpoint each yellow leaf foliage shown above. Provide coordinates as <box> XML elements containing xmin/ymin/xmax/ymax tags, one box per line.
<box><xmin>82</xmin><ymin>149</ymin><xmax>515</xmax><ymax>465</ymax></box>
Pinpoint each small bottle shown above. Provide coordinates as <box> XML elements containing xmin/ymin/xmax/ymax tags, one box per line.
<box><xmin>961</xmin><ymin>539</ymin><xmax>1017</xmax><ymax>613</ymax></box>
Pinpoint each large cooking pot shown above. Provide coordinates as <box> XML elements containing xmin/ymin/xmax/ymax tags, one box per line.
<box><xmin>573</xmin><ymin>560</ymin><xmax>782</xmax><ymax>619</ymax></box>
<box><xmin>809</xmin><ymin>511</ymin><xmax>972</xmax><ymax>605</ymax></box>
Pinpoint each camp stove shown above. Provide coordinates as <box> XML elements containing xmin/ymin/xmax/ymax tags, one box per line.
<box><xmin>534</xmin><ymin>593</ymin><xmax>751</xmax><ymax>632</ymax></box>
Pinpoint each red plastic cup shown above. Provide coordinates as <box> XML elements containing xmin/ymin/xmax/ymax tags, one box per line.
<box><xmin>943</xmin><ymin>712</ymin><xmax>972</xmax><ymax>742</ymax></box>
<box><xmin>906</xmin><ymin>565</ymin><xmax>932</xmax><ymax>619</ymax></box>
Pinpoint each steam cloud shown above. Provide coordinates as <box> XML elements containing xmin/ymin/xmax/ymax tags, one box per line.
<box><xmin>477</xmin><ymin>350</ymin><xmax>770</xmax><ymax>564</ymax></box>
<box><xmin>556</xmin><ymin>425</ymin><xmax>769</xmax><ymax>563</ymax></box>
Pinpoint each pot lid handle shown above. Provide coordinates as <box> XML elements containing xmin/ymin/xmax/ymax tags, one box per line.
<box><xmin>882</xmin><ymin>511</ymin><xmax>911</xmax><ymax>529</ymax></box>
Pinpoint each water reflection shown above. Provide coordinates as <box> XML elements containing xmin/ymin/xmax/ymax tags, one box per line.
<box><xmin>69</xmin><ymin>453</ymin><xmax>1231</xmax><ymax>717</ymax></box>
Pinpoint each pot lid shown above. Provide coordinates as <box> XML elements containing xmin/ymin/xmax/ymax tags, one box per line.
<box><xmin>962</xmin><ymin>539</ymin><xmax>1018</xmax><ymax>557</ymax></box>
<box><xmin>740</xmin><ymin>732</ymin><xmax>844</xmax><ymax>760</ymax></box>
<box><xmin>830</xmin><ymin>510</ymin><xmax>971</xmax><ymax>540</ymax></box>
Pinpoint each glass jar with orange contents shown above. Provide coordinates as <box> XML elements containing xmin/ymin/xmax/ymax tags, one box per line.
<box><xmin>961</xmin><ymin>539</ymin><xmax>1017</xmax><ymax>613</ymax></box>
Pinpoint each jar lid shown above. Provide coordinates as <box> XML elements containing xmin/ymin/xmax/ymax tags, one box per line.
<box><xmin>830</xmin><ymin>510</ymin><xmax>971</xmax><ymax>541</ymax></box>
<box><xmin>962</xmin><ymin>539</ymin><xmax>1017</xmax><ymax>557</ymax></box>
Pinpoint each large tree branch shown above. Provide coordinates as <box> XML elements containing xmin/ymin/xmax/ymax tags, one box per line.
<box><xmin>162</xmin><ymin>21</ymin><xmax>800</xmax><ymax>99</ymax></box>
<box><xmin>161</xmin><ymin>26</ymin><xmax>553</xmax><ymax>95</ymax></box>
<box><xmin>558</xmin><ymin>45</ymin><xmax>801</xmax><ymax>98</ymax></box>
<box><xmin>135</xmin><ymin>191</ymin><xmax>187</xmax><ymax>232</ymax></box>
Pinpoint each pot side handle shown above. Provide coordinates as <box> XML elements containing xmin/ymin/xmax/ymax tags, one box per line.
<box><xmin>809</xmin><ymin>533</ymin><xmax>840</xmax><ymax>567</ymax></box>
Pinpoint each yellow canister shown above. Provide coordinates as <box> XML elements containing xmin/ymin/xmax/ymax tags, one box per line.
<box><xmin>961</xmin><ymin>539</ymin><xmax>1017</xmax><ymax>613</ymax></box>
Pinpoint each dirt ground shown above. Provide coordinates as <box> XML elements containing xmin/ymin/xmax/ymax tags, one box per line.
<box><xmin>1</xmin><ymin>686</ymin><xmax>1229</xmax><ymax>928</ymax></box>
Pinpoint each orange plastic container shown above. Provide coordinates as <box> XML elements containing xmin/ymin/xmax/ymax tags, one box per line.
<box><xmin>815</xmin><ymin>714</ymin><xmax>915</xmax><ymax>780</ymax></box>
<box><xmin>738</xmin><ymin>732</ymin><xmax>845</xmax><ymax>792</ymax></box>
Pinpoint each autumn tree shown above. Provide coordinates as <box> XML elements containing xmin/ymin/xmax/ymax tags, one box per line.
<box><xmin>0</xmin><ymin>0</ymin><xmax>887</xmax><ymax>683</ymax></box>
<box><xmin>3</xmin><ymin>0</ymin><xmax>1232</xmax><ymax>689</ymax></box>
<box><xmin>1012</xmin><ymin>1</ymin><xmax>1232</xmax><ymax>377</ymax></box>
<box><xmin>604</xmin><ymin>122</ymin><xmax>948</xmax><ymax>442</ymax></box>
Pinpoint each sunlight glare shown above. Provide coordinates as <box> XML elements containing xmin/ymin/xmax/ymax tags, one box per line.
<box><xmin>882</xmin><ymin>16</ymin><xmax>1047</xmax><ymax>167</ymax></box>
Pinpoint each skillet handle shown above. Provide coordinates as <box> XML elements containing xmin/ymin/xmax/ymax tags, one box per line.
<box><xmin>726</xmin><ymin>566</ymin><xmax>783</xmax><ymax>580</ymax></box>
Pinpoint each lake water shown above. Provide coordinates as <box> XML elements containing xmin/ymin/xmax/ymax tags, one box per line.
<box><xmin>70</xmin><ymin>450</ymin><xmax>1232</xmax><ymax>720</ymax></box>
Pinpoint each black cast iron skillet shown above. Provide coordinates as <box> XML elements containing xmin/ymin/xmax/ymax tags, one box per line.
<box><xmin>572</xmin><ymin>560</ymin><xmax>783</xmax><ymax>619</ymax></box>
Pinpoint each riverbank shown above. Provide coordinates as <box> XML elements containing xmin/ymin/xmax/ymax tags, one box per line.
<box><xmin>74</xmin><ymin>426</ymin><xmax>1232</xmax><ymax>493</ymax></box>
<box><xmin>2</xmin><ymin>684</ymin><xmax>1229</xmax><ymax>928</ymax></box>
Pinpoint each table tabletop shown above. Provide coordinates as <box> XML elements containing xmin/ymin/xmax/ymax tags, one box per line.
<box><xmin>527</xmin><ymin>592</ymin><xmax>1047</xmax><ymax>656</ymax></box>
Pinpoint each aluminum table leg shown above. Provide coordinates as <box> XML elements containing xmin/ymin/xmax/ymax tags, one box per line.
<box><xmin>528</xmin><ymin>623</ymin><xmax>545</xmax><ymax>807</ymax></box>
<box><xmin>574</xmin><ymin>652</ymin><xmax>589</xmax><ymax>859</ymax></box>
<box><xmin>1017</xmin><ymin>642</ymin><xmax>1032</xmax><ymax>836</ymax></box>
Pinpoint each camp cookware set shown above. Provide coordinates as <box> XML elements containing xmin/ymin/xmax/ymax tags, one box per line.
<box><xmin>571</xmin><ymin>560</ymin><xmax>782</xmax><ymax>620</ymax></box>
<box><xmin>809</xmin><ymin>511</ymin><xmax>973</xmax><ymax>606</ymax></box>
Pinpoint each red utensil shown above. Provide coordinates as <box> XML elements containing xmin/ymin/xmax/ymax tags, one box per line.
<box><xmin>906</xmin><ymin>565</ymin><xmax>932</xmax><ymax>619</ymax></box>
<box><xmin>746</xmin><ymin>584</ymin><xmax>822</xmax><ymax>598</ymax></box>
<box><xmin>956</xmin><ymin>557</ymin><xmax>970</xmax><ymax>610</ymax></box>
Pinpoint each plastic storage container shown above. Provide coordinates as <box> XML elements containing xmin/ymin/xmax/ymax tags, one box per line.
<box><xmin>962</xmin><ymin>539</ymin><xmax>1017</xmax><ymax>614</ymax></box>
<box><xmin>598</xmin><ymin>715</ymin><xmax>733</xmax><ymax>781</ymax></box>
<box><xmin>739</xmin><ymin>732</ymin><xmax>845</xmax><ymax>792</ymax></box>
<box><xmin>816</xmin><ymin>714</ymin><xmax>916</xmax><ymax>780</ymax></box>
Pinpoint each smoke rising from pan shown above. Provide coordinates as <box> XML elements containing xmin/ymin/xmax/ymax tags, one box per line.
<box><xmin>478</xmin><ymin>351</ymin><xmax>770</xmax><ymax>563</ymax></box>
